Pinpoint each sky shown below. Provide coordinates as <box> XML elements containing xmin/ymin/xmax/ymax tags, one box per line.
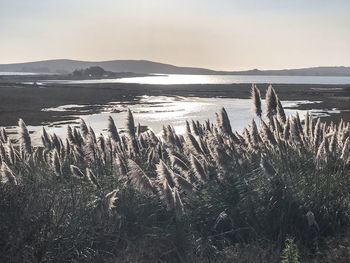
<box><xmin>0</xmin><ymin>0</ymin><xmax>349</xmax><ymax>70</ymax></box>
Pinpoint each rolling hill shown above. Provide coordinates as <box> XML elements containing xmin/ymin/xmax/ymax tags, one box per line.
<box><xmin>0</xmin><ymin>59</ymin><xmax>349</xmax><ymax>76</ymax></box>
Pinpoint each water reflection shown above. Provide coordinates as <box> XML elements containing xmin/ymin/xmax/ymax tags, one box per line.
<box><xmin>40</xmin><ymin>74</ymin><xmax>350</xmax><ymax>85</ymax></box>
<box><xmin>19</xmin><ymin>96</ymin><xmax>334</xmax><ymax>144</ymax></box>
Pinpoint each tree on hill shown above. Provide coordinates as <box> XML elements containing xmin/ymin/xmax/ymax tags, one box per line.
<box><xmin>72</xmin><ymin>66</ymin><xmax>106</xmax><ymax>78</ymax></box>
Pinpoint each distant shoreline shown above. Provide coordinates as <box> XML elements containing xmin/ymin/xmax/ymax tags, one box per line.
<box><xmin>1</xmin><ymin>59</ymin><xmax>350</xmax><ymax>76</ymax></box>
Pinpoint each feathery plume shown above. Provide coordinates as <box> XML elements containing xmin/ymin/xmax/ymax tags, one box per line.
<box><xmin>290</xmin><ymin>117</ymin><xmax>301</xmax><ymax>141</ymax></box>
<box><xmin>316</xmin><ymin>137</ymin><xmax>328</xmax><ymax>166</ymax></box>
<box><xmin>52</xmin><ymin>133</ymin><xmax>61</xmax><ymax>154</ymax></box>
<box><xmin>205</xmin><ymin>119</ymin><xmax>211</xmax><ymax>132</ymax></box>
<box><xmin>65</xmin><ymin>138</ymin><xmax>71</xmax><ymax>156</ymax></box>
<box><xmin>304</xmin><ymin>112</ymin><xmax>310</xmax><ymax>137</ymax></box>
<box><xmin>283</xmin><ymin>118</ymin><xmax>291</xmax><ymax>140</ymax></box>
<box><xmin>127</xmin><ymin>159</ymin><xmax>154</xmax><ymax>193</ymax></box>
<box><xmin>250</xmin><ymin>119</ymin><xmax>260</xmax><ymax>146</ymax></box>
<box><xmin>97</xmin><ymin>133</ymin><xmax>106</xmax><ymax>153</ymax></box>
<box><xmin>73</xmin><ymin>128</ymin><xmax>83</xmax><ymax>147</ymax></box>
<box><xmin>340</xmin><ymin>137</ymin><xmax>349</xmax><ymax>161</ymax></box>
<box><xmin>67</xmin><ymin>125</ymin><xmax>76</xmax><ymax>145</ymax></box>
<box><xmin>83</xmin><ymin>136</ymin><xmax>97</xmax><ymax>163</ymax></box>
<box><xmin>251</xmin><ymin>84</ymin><xmax>262</xmax><ymax>118</ymax></box>
<box><xmin>273</xmin><ymin>117</ymin><xmax>283</xmax><ymax>135</ymax></box>
<box><xmin>88</xmin><ymin>126</ymin><xmax>96</xmax><ymax>143</ymax></box>
<box><xmin>262</xmin><ymin>121</ymin><xmax>277</xmax><ymax>145</ymax></box>
<box><xmin>0</xmin><ymin>143</ymin><xmax>7</xmax><ymax>163</ymax></box>
<box><xmin>329</xmin><ymin>133</ymin><xmax>337</xmax><ymax>153</ymax></box>
<box><xmin>136</xmin><ymin>123</ymin><xmax>141</xmax><ymax>137</ymax></box>
<box><xmin>190</xmin><ymin>155</ymin><xmax>207</xmax><ymax>182</ymax></box>
<box><xmin>185</xmin><ymin>133</ymin><xmax>203</xmax><ymax>155</ymax></box>
<box><xmin>295</xmin><ymin>112</ymin><xmax>303</xmax><ymax>134</ymax></box>
<box><xmin>6</xmin><ymin>142</ymin><xmax>16</xmax><ymax>165</ymax></box>
<box><xmin>1</xmin><ymin>162</ymin><xmax>17</xmax><ymax>185</ymax></box>
<box><xmin>0</xmin><ymin>128</ymin><xmax>8</xmax><ymax>143</ymax></box>
<box><xmin>265</xmin><ymin>85</ymin><xmax>278</xmax><ymax>120</ymax></box>
<box><xmin>108</xmin><ymin>116</ymin><xmax>120</xmax><ymax>142</ymax></box>
<box><xmin>276</xmin><ymin>96</ymin><xmax>286</xmax><ymax>123</ymax></box>
<box><xmin>105</xmin><ymin>189</ymin><xmax>118</xmax><ymax>211</ymax></box>
<box><xmin>185</xmin><ymin>120</ymin><xmax>191</xmax><ymax>133</ymax></box>
<box><xmin>158</xmin><ymin>180</ymin><xmax>174</xmax><ymax>211</ymax></box>
<box><xmin>41</xmin><ymin>127</ymin><xmax>51</xmax><ymax>150</ymax></box>
<box><xmin>80</xmin><ymin>118</ymin><xmax>89</xmax><ymax>139</ymax></box>
<box><xmin>116</xmin><ymin>154</ymin><xmax>127</xmax><ymax>176</ymax></box>
<box><xmin>191</xmin><ymin>120</ymin><xmax>200</xmax><ymax>136</ymax></box>
<box><xmin>313</xmin><ymin>118</ymin><xmax>322</xmax><ymax>147</ymax></box>
<box><xmin>218</xmin><ymin>107</ymin><xmax>232</xmax><ymax>135</ymax></box>
<box><xmin>52</xmin><ymin>150</ymin><xmax>62</xmax><ymax>177</ymax></box>
<box><xmin>170</xmin><ymin>155</ymin><xmax>189</xmax><ymax>171</ymax></box>
<box><xmin>126</xmin><ymin>108</ymin><xmax>136</xmax><ymax>138</ymax></box>
<box><xmin>156</xmin><ymin>160</ymin><xmax>176</xmax><ymax>188</ymax></box>
<box><xmin>18</xmin><ymin>119</ymin><xmax>32</xmax><ymax>157</ymax></box>
<box><xmin>86</xmin><ymin>168</ymin><xmax>100</xmax><ymax>188</ymax></box>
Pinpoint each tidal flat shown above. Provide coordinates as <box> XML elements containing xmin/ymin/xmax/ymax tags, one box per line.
<box><xmin>0</xmin><ymin>80</ymin><xmax>348</xmax><ymax>129</ymax></box>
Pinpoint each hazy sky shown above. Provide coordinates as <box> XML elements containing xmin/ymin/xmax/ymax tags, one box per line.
<box><xmin>0</xmin><ymin>0</ymin><xmax>349</xmax><ymax>70</ymax></box>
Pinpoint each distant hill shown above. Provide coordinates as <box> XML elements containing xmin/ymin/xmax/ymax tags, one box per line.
<box><xmin>0</xmin><ymin>59</ymin><xmax>350</xmax><ymax>76</ymax></box>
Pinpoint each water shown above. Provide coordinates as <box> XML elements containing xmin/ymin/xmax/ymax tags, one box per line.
<box><xmin>17</xmin><ymin>96</ymin><xmax>335</xmax><ymax>144</ymax></box>
<box><xmin>0</xmin><ymin>72</ymin><xmax>56</xmax><ymax>76</ymax></box>
<box><xmin>0</xmin><ymin>72</ymin><xmax>42</xmax><ymax>76</ymax></box>
<box><xmin>40</xmin><ymin>74</ymin><xmax>350</xmax><ymax>85</ymax></box>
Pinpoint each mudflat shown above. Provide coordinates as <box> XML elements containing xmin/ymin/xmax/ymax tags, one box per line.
<box><xmin>0</xmin><ymin>81</ymin><xmax>349</xmax><ymax>127</ymax></box>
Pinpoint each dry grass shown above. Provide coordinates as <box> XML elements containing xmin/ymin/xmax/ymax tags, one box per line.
<box><xmin>0</xmin><ymin>85</ymin><xmax>349</xmax><ymax>262</ymax></box>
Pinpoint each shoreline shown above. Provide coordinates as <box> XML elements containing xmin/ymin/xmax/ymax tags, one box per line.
<box><xmin>0</xmin><ymin>82</ymin><xmax>349</xmax><ymax>127</ymax></box>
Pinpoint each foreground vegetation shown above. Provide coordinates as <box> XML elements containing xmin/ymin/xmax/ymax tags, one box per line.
<box><xmin>0</xmin><ymin>85</ymin><xmax>349</xmax><ymax>262</ymax></box>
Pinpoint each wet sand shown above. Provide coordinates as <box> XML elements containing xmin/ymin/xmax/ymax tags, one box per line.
<box><xmin>0</xmin><ymin>81</ymin><xmax>349</xmax><ymax>127</ymax></box>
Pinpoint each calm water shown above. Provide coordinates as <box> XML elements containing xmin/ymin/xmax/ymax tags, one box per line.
<box><xmin>41</xmin><ymin>74</ymin><xmax>350</xmax><ymax>85</ymax></box>
<box><xmin>5</xmin><ymin>73</ymin><xmax>347</xmax><ymax>143</ymax></box>
<box><xmin>0</xmin><ymin>72</ymin><xmax>42</xmax><ymax>76</ymax></box>
<box><xmin>19</xmin><ymin>96</ymin><xmax>336</xmax><ymax>144</ymax></box>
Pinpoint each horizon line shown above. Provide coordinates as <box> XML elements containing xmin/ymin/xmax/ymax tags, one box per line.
<box><xmin>0</xmin><ymin>58</ymin><xmax>349</xmax><ymax>72</ymax></box>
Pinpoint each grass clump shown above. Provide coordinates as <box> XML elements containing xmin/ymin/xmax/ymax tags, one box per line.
<box><xmin>0</xmin><ymin>85</ymin><xmax>349</xmax><ymax>262</ymax></box>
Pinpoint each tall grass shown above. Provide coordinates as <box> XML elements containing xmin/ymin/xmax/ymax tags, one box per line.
<box><xmin>0</xmin><ymin>85</ymin><xmax>349</xmax><ymax>262</ymax></box>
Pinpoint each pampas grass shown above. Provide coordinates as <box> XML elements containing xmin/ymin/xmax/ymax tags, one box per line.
<box><xmin>156</xmin><ymin>159</ymin><xmax>176</xmax><ymax>188</ymax></box>
<box><xmin>251</xmin><ymin>84</ymin><xmax>262</xmax><ymax>118</ymax></box>
<box><xmin>0</xmin><ymin>84</ymin><xmax>349</xmax><ymax>262</ymax></box>
<box><xmin>108</xmin><ymin>116</ymin><xmax>120</xmax><ymax>142</ymax></box>
<box><xmin>265</xmin><ymin>85</ymin><xmax>278</xmax><ymax>120</ymax></box>
<box><xmin>276</xmin><ymin>96</ymin><xmax>286</xmax><ymax>123</ymax></box>
<box><xmin>190</xmin><ymin>154</ymin><xmax>207</xmax><ymax>182</ymax></box>
<box><xmin>86</xmin><ymin>168</ymin><xmax>100</xmax><ymax>188</ymax></box>
<box><xmin>80</xmin><ymin>118</ymin><xmax>89</xmax><ymax>139</ymax></box>
<box><xmin>126</xmin><ymin>108</ymin><xmax>136</xmax><ymax>138</ymax></box>
<box><xmin>52</xmin><ymin>150</ymin><xmax>62</xmax><ymax>176</ymax></box>
<box><xmin>127</xmin><ymin>159</ymin><xmax>154</xmax><ymax>193</ymax></box>
<box><xmin>105</xmin><ymin>189</ymin><xmax>118</xmax><ymax>211</ymax></box>
<box><xmin>0</xmin><ymin>162</ymin><xmax>17</xmax><ymax>185</ymax></box>
<box><xmin>18</xmin><ymin>118</ymin><xmax>32</xmax><ymax>158</ymax></box>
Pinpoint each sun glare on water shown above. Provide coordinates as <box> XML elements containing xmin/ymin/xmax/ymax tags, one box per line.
<box><xmin>116</xmin><ymin>74</ymin><xmax>212</xmax><ymax>85</ymax></box>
